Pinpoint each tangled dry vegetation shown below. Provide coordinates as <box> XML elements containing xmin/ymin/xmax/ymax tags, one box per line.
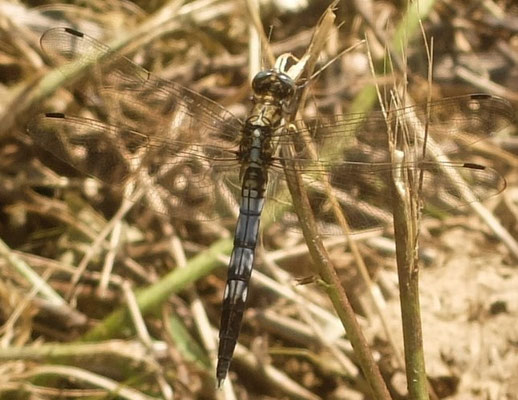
<box><xmin>0</xmin><ymin>1</ymin><xmax>517</xmax><ymax>399</ymax></box>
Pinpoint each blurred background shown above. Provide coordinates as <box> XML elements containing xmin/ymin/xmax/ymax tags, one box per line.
<box><xmin>0</xmin><ymin>1</ymin><xmax>517</xmax><ymax>399</ymax></box>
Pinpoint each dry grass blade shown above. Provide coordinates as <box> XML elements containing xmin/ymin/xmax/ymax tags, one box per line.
<box><xmin>0</xmin><ymin>0</ymin><xmax>516</xmax><ymax>398</ymax></box>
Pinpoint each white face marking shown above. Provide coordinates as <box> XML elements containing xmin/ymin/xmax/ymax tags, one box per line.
<box><xmin>241</xmin><ymin>287</ymin><xmax>248</xmax><ymax>302</ymax></box>
<box><xmin>253</xmin><ymin>129</ymin><xmax>261</xmax><ymax>137</ymax></box>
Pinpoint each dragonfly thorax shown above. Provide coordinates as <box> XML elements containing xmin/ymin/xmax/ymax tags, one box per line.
<box><xmin>240</xmin><ymin>72</ymin><xmax>292</xmax><ymax>167</ymax></box>
<box><xmin>239</xmin><ymin>124</ymin><xmax>275</xmax><ymax>167</ymax></box>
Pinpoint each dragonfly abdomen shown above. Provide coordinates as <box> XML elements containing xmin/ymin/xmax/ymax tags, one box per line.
<box><xmin>217</xmin><ymin>165</ymin><xmax>267</xmax><ymax>386</ymax></box>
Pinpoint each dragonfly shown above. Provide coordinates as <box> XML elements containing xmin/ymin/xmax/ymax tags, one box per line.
<box><xmin>27</xmin><ymin>27</ymin><xmax>514</xmax><ymax>386</ymax></box>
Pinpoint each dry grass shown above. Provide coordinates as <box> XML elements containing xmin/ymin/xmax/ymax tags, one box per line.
<box><xmin>0</xmin><ymin>1</ymin><xmax>517</xmax><ymax>399</ymax></box>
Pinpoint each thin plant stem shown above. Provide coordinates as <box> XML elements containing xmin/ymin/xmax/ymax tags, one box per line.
<box><xmin>278</xmin><ymin>5</ymin><xmax>392</xmax><ymax>399</ymax></box>
<box><xmin>391</xmin><ymin>150</ymin><xmax>430</xmax><ymax>400</ymax></box>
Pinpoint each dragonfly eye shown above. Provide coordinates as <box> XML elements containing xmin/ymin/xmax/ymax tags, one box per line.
<box><xmin>252</xmin><ymin>70</ymin><xmax>295</xmax><ymax>100</ymax></box>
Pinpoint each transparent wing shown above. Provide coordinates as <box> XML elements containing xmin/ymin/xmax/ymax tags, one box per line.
<box><xmin>39</xmin><ymin>27</ymin><xmax>243</xmax><ymax>145</ymax></box>
<box><xmin>31</xmin><ymin>27</ymin><xmax>246</xmax><ymax>222</ymax></box>
<box><xmin>27</xmin><ymin>113</ymin><xmax>242</xmax><ymax>222</ymax></box>
<box><xmin>263</xmin><ymin>159</ymin><xmax>506</xmax><ymax>235</ymax></box>
<box><xmin>260</xmin><ymin>93</ymin><xmax>513</xmax><ymax>234</ymax></box>
<box><xmin>272</xmin><ymin>94</ymin><xmax>514</xmax><ymax>155</ymax></box>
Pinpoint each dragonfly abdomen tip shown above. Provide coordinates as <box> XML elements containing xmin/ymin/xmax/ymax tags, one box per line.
<box><xmin>217</xmin><ymin>377</ymin><xmax>225</xmax><ymax>389</ymax></box>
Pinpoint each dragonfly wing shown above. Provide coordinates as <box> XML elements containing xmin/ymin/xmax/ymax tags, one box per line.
<box><xmin>274</xmin><ymin>94</ymin><xmax>514</xmax><ymax>159</ymax></box>
<box><xmin>32</xmin><ymin>28</ymin><xmax>246</xmax><ymax>222</ymax></box>
<box><xmin>266</xmin><ymin>158</ymin><xmax>505</xmax><ymax>236</ymax></box>
<box><xmin>265</xmin><ymin>161</ymin><xmax>394</xmax><ymax>235</ymax></box>
<box><xmin>263</xmin><ymin>94</ymin><xmax>511</xmax><ymax>235</ymax></box>
<box><xmin>94</xmin><ymin>87</ymin><xmax>242</xmax><ymax>160</ymax></box>
<box><xmin>39</xmin><ymin>27</ymin><xmax>243</xmax><ymax>145</ymax></box>
<box><xmin>27</xmin><ymin>113</ymin><xmax>242</xmax><ymax>222</ymax></box>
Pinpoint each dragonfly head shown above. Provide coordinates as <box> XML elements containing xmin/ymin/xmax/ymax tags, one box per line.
<box><xmin>252</xmin><ymin>70</ymin><xmax>295</xmax><ymax>101</ymax></box>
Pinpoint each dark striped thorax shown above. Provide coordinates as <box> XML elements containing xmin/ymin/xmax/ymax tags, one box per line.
<box><xmin>238</xmin><ymin>70</ymin><xmax>296</xmax><ymax>174</ymax></box>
